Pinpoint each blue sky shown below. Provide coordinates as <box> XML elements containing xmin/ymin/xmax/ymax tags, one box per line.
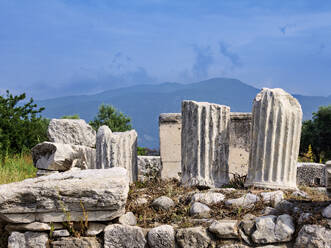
<box><xmin>1</xmin><ymin>0</ymin><xmax>331</xmax><ymax>99</ymax></box>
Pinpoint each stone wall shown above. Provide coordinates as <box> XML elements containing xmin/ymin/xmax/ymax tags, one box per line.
<box><xmin>159</xmin><ymin>113</ymin><xmax>182</xmax><ymax>179</ymax></box>
<box><xmin>297</xmin><ymin>162</ymin><xmax>326</xmax><ymax>186</ymax></box>
<box><xmin>327</xmin><ymin>161</ymin><xmax>331</xmax><ymax>197</ymax></box>
<box><xmin>229</xmin><ymin>112</ymin><xmax>252</xmax><ymax>177</ymax></box>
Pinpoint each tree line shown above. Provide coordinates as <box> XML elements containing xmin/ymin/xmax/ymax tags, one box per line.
<box><xmin>0</xmin><ymin>91</ymin><xmax>131</xmax><ymax>158</ymax></box>
<box><xmin>0</xmin><ymin>90</ymin><xmax>330</xmax><ymax>162</ymax></box>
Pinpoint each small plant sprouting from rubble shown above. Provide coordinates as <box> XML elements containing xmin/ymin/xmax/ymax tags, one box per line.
<box><xmin>56</xmin><ymin>190</ymin><xmax>89</xmax><ymax>238</ymax></box>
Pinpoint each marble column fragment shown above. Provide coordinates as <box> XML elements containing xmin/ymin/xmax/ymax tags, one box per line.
<box><xmin>245</xmin><ymin>88</ymin><xmax>302</xmax><ymax>190</ymax></box>
<box><xmin>96</xmin><ymin>125</ymin><xmax>138</xmax><ymax>182</ymax></box>
<box><xmin>181</xmin><ymin>100</ymin><xmax>230</xmax><ymax>188</ymax></box>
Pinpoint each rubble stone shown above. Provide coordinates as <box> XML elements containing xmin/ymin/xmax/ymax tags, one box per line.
<box><xmin>137</xmin><ymin>156</ymin><xmax>161</xmax><ymax>181</ymax></box>
<box><xmin>147</xmin><ymin>225</ymin><xmax>175</xmax><ymax>248</ymax></box>
<box><xmin>209</xmin><ymin>220</ymin><xmax>239</xmax><ymax>239</ymax></box>
<box><xmin>104</xmin><ymin>224</ymin><xmax>147</xmax><ymax>248</ymax></box>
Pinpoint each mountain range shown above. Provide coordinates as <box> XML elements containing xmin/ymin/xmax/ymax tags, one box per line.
<box><xmin>36</xmin><ymin>78</ymin><xmax>331</xmax><ymax>148</ymax></box>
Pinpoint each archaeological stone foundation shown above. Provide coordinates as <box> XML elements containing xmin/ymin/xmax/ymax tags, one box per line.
<box><xmin>0</xmin><ymin>87</ymin><xmax>330</xmax><ymax>248</ymax></box>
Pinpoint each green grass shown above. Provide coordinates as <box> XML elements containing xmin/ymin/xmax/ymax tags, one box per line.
<box><xmin>0</xmin><ymin>154</ymin><xmax>37</xmax><ymax>184</ymax></box>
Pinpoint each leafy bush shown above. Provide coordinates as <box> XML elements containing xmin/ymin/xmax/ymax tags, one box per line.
<box><xmin>89</xmin><ymin>104</ymin><xmax>132</xmax><ymax>132</ymax></box>
<box><xmin>300</xmin><ymin>105</ymin><xmax>331</xmax><ymax>162</ymax></box>
<box><xmin>61</xmin><ymin>114</ymin><xmax>80</xmax><ymax>119</ymax></box>
<box><xmin>0</xmin><ymin>91</ymin><xmax>48</xmax><ymax>158</ymax></box>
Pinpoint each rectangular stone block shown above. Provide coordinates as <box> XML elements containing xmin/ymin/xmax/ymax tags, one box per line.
<box><xmin>297</xmin><ymin>163</ymin><xmax>326</xmax><ymax>186</ymax></box>
<box><xmin>96</xmin><ymin>126</ymin><xmax>138</xmax><ymax>182</ymax></box>
<box><xmin>159</xmin><ymin>113</ymin><xmax>182</xmax><ymax>179</ymax></box>
<box><xmin>229</xmin><ymin>113</ymin><xmax>252</xmax><ymax>177</ymax></box>
<box><xmin>0</xmin><ymin>168</ymin><xmax>129</xmax><ymax>224</ymax></box>
<box><xmin>181</xmin><ymin>100</ymin><xmax>230</xmax><ymax>188</ymax></box>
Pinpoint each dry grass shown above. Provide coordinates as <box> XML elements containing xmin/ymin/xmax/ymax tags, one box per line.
<box><xmin>127</xmin><ymin>178</ymin><xmax>331</xmax><ymax>229</ymax></box>
<box><xmin>0</xmin><ymin>154</ymin><xmax>37</xmax><ymax>185</ymax></box>
<box><xmin>0</xmin><ymin>153</ymin><xmax>37</xmax><ymax>247</ymax></box>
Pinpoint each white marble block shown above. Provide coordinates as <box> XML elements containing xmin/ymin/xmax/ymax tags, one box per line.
<box><xmin>245</xmin><ymin>88</ymin><xmax>303</xmax><ymax>190</ymax></box>
<box><xmin>229</xmin><ymin>112</ymin><xmax>252</xmax><ymax>177</ymax></box>
<box><xmin>96</xmin><ymin>125</ymin><xmax>138</xmax><ymax>182</ymax></box>
<box><xmin>181</xmin><ymin>100</ymin><xmax>230</xmax><ymax>188</ymax></box>
<box><xmin>159</xmin><ymin>113</ymin><xmax>182</xmax><ymax>179</ymax></box>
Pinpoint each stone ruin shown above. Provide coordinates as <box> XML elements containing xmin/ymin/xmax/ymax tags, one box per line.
<box><xmin>0</xmin><ymin>88</ymin><xmax>330</xmax><ymax>247</ymax></box>
<box><xmin>159</xmin><ymin>113</ymin><xmax>181</xmax><ymax>179</ymax></box>
<box><xmin>245</xmin><ymin>88</ymin><xmax>302</xmax><ymax>190</ymax></box>
<box><xmin>181</xmin><ymin>100</ymin><xmax>230</xmax><ymax>188</ymax></box>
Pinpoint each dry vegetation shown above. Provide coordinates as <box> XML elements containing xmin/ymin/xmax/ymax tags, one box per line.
<box><xmin>127</xmin><ymin>178</ymin><xmax>331</xmax><ymax>229</ymax></box>
<box><xmin>0</xmin><ymin>154</ymin><xmax>37</xmax><ymax>185</ymax></box>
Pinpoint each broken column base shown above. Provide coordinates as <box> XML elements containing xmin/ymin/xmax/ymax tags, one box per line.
<box><xmin>245</xmin><ymin>181</ymin><xmax>298</xmax><ymax>191</ymax></box>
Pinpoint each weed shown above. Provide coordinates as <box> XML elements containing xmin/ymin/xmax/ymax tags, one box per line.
<box><xmin>223</xmin><ymin>174</ymin><xmax>247</xmax><ymax>189</ymax></box>
<box><xmin>57</xmin><ymin>191</ymin><xmax>89</xmax><ymax>237</ymax></box>
<box><xmin>49</xmin><ymin>222</ymin><xmax>55</xmax><ymax>239</ymax></box>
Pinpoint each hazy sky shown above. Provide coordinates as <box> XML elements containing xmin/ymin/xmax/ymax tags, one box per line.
<box><xmin>1</xmin><ymin>0</ymin><xmax>331</xmax><ymax>99</ymax></box>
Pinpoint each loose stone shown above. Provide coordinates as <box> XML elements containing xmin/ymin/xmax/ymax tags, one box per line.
<box><xmin>191</xmin><ymin>192</ymin><xmax>225</xmax><ymax>206</ymax></box>
<box><xmin>322</xmin><ymin>204</ymin><xmax>331</xmax><ymax>219</ymax></box>
<box><xmin>189</xmin><ymin>202</ymin><xmax>211</xmax><ymax>218</ymax></box>
<box><xmin>118</xmin><ymin>212</ymin><xmax>137</xmax><ymax>226</ymax></box>
<box><xmin>260</xmin><ymin>191</ymin><xmax>284</xmax><ymax>207</ymax></box>
<box><xmin>225</xmin><ymin>193</ymin><xmax>260</xmax><ymax>208</ymax></box>
<box><xmin>151</xmin><ymin>196</ymin><xmax>175</xmax><ymax>210</ymax></box>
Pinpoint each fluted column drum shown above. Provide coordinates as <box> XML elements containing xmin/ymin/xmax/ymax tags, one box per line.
<box><xmin>181</xmin><ymin>100</ymin><xmax>230</xmax><ymax>188</ymax></box>
<box><xmin>245</xmin><ymin>88</ymin><xmax>302</xmax><ymax>190</ymax></box>
<box><xmin>96</xmin><ymin>125</ymin><xmax>138</xmax><ymax>182</ymax></box>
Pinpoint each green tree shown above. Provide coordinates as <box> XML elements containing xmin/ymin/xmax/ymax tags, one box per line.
<box><xmin>300</xmin><ymin>105</ymin><xmax>331</xmax><ymax>162</ymax></box>
<box><xmin>61</xmin><ymin>114</ymin><xmax>80</xmax><ymax>119</ymax></box>
<box><xmin>0</xmin><ymin>90</ymin><xmax>48</xmax><ymax>157</ymax></box>
<box><xmin>89</xmin><ymin>104</ymin><xmax>132</xmax><ymax>132</ymax></box>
